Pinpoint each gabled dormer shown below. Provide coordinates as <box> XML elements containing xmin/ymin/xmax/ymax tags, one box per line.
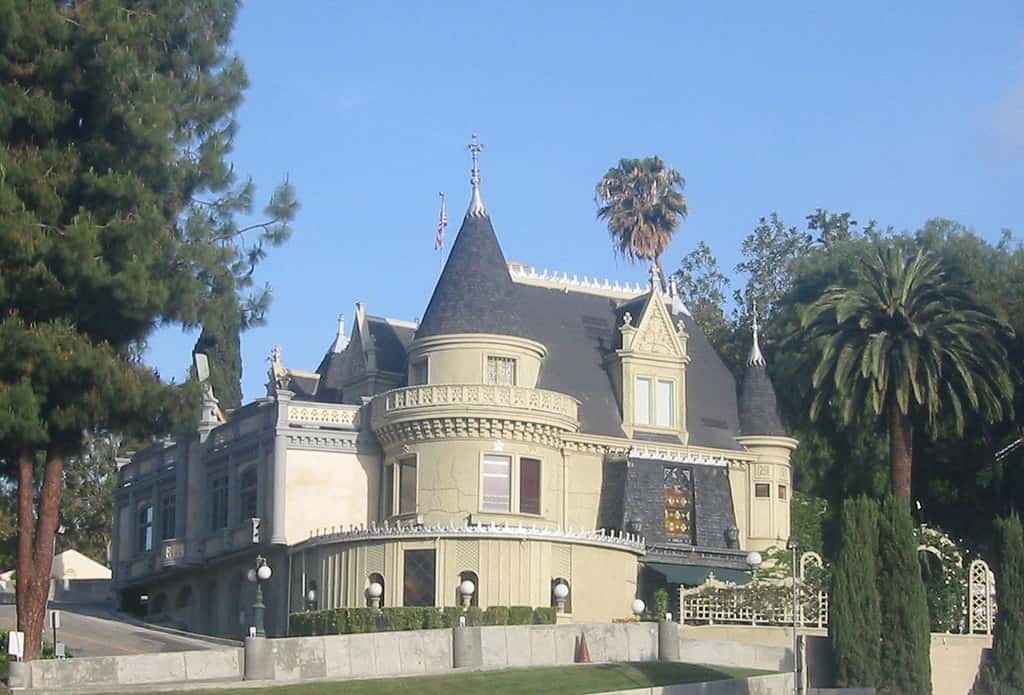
<box><xmin>614</xmin><ymin>269</ymin><xmax>691</xmax><ymax>442</ymax></box>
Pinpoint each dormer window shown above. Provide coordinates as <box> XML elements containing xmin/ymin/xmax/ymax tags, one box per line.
<box><xmin>486</xmin><ymin>356</ymin><xmax>517</xmax><ymax>386</ymax></box>
<box><xmin>411</xmin><ymin>358</ymin><xmax>428</xmax><ymax>385</ymax></box>
<box><xmin>635</xmin><ymin>376</ymin><xmax>675</xmax><ymax>428</ymax></box>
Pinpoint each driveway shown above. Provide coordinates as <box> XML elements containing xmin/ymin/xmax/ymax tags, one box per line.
<box><xmin>0</xmin><ymin>604</ymin><xmax>231</xmax><ymax>657</ymax></box>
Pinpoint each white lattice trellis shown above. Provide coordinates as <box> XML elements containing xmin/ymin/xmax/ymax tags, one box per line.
<box><xmin>968</xmin><ymin>558</ymin><xmax>996</xmax><ymax>634</ymax></box>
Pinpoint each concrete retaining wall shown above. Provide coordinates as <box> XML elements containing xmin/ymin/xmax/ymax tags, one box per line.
<box><xmin>604</xmin><ymin>673</ymin><xmax>794</xmax><ymax>694</ymax></box>
<box><xmin>269</xmin><ymin>629</ymin><xmax>453</xmax><ymax>681</ymax></box>
<box><xmin>24</xmin><ymin>647</ymin><xmax>242</xmax><ymax>690</ymax></box>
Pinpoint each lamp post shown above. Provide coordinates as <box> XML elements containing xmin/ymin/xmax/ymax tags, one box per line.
<box><xmin>459</xmin><ymin>579</ymin><xmax>475</xmax><ymax>608</ymax></box>
<box><xmin>787</xmin><ymin>536</ymin><xmax>801</xmax><ymax>694</ymax></box>
<box><xmin>745</xmin><ymin>550</ymin><xmax>763</xmax><ymax>580</ymax></box>
<box><xmin>246</xmin><ymin>555</ymin><xmax>272</xmax><ymax>637</ymax></box>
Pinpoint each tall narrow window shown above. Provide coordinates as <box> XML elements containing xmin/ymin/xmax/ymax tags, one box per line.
<box><xmin>519</xmin><ymin>457</ymin><xmax>541</xmax><ymax>515</ymax></box>
<box><xmin>138</xmin><ymin>505</ymin><xmax>154</xmax><ymax>553</ymax></box>
<box><xmin>411</xmin><ymin>358</ymin><xmax>428</xmax><ymax>386</ymax></box>
<box><xmin>159</xmin><ymin>491</ymin><xmax>176</xmax><ymax>540</ymax></box>
<box><xmin>403</xmin><ymin>550</ymin><xmax>436</xmax><ymax>607</ymax></box>
<box><xmin>383</xmin><ymin>464</ymin><xmax>395</xmax><ymax>517</ymax></box>
<box><xmin>398</xmin><ymin>456</ymin><xmax>417</xmax><ymax>515</ymax></box>
<box><xmin>486</xmin><ymin>356</ymin><xmax>517</xmax><ymax>386</ymax></box>
<box><xmin>482</xmin><ymin>454</ymin><xmax>512</xmax><ymax>512</ymax></box>
<box><xmin>634</xmin><ymin>377</ymin><xmax>652</xmax><ymax>425</ymax></box>
<box><xmin>240</xmin><ymin>467</ymin><xmax>258</xmax><ymax>521</ymax></box>
<box><xmin>656</xmin><ymin>380</ymin><xmax>674</xmax><ymax>427</ymax></box>
<box><xmin>210</xmin><ymin>472</ymin><xmax>229</xmax><ymax>530</ymax></box>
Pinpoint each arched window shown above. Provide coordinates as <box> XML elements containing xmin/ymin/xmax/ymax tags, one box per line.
<box><xmin>457</xmin><ymin>570</ymin><xmax>479</xmax><ymax>607</ymax></box>
<box><xmin>137</xmin><ymin>504</ymin><xmax>154</xmax><ymax>553</ymax></box>
<box><xmin>240</xmin><ymin>467</ymin><xmax>258</xmax><ymax>521</ymax></box>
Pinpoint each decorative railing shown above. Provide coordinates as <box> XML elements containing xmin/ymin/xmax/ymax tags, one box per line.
<box><xmin>681</xmin><ymin>580</ymin><xmax>829</xmax><ymax>628</ymax></box>
<box><xmin>371</xmin><ymin>384</ymin><xmax>578</xmax><ymax>424</ymax></box>
<box><xmin>298</xmin><ymin>520</ymin><xmax>645</xmax><ymax>553</ymax></box>
<box><xmin>287</xmin><ymin>404</ymin><xmax>360</xmax><ymax>429</ymax></box>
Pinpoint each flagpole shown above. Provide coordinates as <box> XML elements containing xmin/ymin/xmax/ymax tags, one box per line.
<box><xmin>437</xmin><ymin>191</ymin><xmax>447</xmax><ymax>274</ymax></box>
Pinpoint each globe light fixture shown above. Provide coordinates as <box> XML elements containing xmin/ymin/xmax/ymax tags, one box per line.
<box><xmin>248</xmin><ymin>555</ymin><xmax>272</xmax><ymax>637</ymax></box>
<box><xmin>367</xmin><ymin>581</ymin><xmax>383</xmax><ymax>608</ymax></box>
<box><xmin>246</xmin><ymin>568</ymin><xmax>257</xmax><ymax>583</ymax></box>
<box><xmin>552</xmin><ymin>580</ymin><xmax>570</xmax><ymax>613</ymax></box>
<box><xmin>257</xmin><ymin>564</ymin><xmax>272</xmax><ymax>581</ymax></box>
<box><xmin>631</xmin><ymin>598</ymin><xmax>645</xmax><ymax>617</ymax></box>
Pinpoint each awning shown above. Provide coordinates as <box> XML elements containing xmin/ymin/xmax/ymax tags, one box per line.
<box><xmin>645</xmin><ymin>562</ymin><xmax>752</xmax><ymax>586</ymax></box>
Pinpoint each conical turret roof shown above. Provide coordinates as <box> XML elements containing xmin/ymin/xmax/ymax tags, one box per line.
<box><xmin>738</xmin><ymin>307</ymin><xmax>786</xmax><ymax>436</ymax></box>
<box><xmin>416</xmin><ymin>145</ymin><xmax>529</xmax><ymax>340</ymax></box>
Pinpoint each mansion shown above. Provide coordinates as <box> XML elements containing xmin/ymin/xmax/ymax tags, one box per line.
<box><xmin>111</xmin><ymin>158</ymin><xmax>797</xmax><ymax>638</ymax></box>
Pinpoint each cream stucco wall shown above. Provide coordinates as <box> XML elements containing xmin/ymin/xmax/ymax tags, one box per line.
<box><xmin>284</xmin><ymin>450</ymin><xmax>379</xmax><ymax>544</ymax></box>
<box><xmin>384</xmin><ymin>438</ymin><xmax>564</xmax><ymax>528</ymax></box>
<box><xmin>294</xmin><ymin>535</ymin><xmax>639</xmax><ymax>623</ymax></box>
<box><xmin>407</xmin><ymin>334</ymin><xmax>547</xmax><ymax>388</ymax></box>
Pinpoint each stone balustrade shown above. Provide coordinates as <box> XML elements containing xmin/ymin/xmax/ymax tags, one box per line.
<box><xmin>371</xmin><ymin>384</ymin><xmax>579</xmax><ymax>430</ymax></box>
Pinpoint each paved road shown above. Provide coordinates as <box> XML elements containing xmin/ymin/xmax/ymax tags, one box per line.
<box><xmin>0</xmin><ymin>604</ymin><xmax>231</xmax><ymax>657</ymax></box>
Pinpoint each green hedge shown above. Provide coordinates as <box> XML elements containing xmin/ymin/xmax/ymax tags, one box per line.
<box><xmin>289</xmin><ymin>605</ymin><xmax>556</xmax><ymax>636</ymax></box>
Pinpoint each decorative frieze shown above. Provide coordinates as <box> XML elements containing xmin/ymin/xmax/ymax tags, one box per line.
<box><xmin>628</xmin><ymin>446</ymin><xmax>731</xmax><ymax>468</ymax></box>
<box><xmin>284</xmin><ymin>430</ymin><xmax>360</xmax><ymax>452</ymax></box>
<box><xmin>373</xmin><ymin>384</ymin><xmax>578</xmax><ymax>421</ymax></box>
<box><xmin>375</xmin><ymin>417</ymin><xmax>566</xmax><ymax>447</ymax></box>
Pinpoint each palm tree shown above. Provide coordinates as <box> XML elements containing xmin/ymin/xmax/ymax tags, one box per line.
<box><xmin>595</xmin><ymin>157</ymin><xmax>688</xmax><ymax>276</ymax></box>
<box><xmin>801</xmin><ymin>244</ymin><xmax>1014</xmax><ymax>505</ymax></box>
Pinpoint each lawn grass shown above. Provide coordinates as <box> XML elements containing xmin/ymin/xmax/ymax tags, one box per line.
<box><xmin>105</xmin><ymin>662</ymin><xmax>769</xmax><ymax>695</ymax></box>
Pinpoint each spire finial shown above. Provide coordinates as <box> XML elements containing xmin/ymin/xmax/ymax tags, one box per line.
<box><xmin>331</xmin><ymin>313</ymin><xmax>349</xmax><ymax>353</ymax></box>
<box><xmin>466</xmin><ymin>133</ymin><xmax>486</xmax><ymax>217</ymax></box>
<box><xmin>649</xmin><ymin>262</ymin><xmax>662</xmax><ymax>294</ymax></box>
<box><xmin>747</xmin><ymin>300</ymin><xmax>766</xmax><ymax>367</ymax></box>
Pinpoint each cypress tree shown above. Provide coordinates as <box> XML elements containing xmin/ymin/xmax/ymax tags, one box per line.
<box><xmin>984</xmin><ymin>514</ymin><xmax>1024</xmax><ymax>692</ymax></box>
<box><xmin>829</xmin><ymin>496</ymin><xmax>882</xmax><ymax>688</ymax></box>
<box><xmin>877</xmin><ymin>495</ymin><xmax>932</xmax><ymax>695</ymax></box>
<box><xmin>0</xmin><ymin>1</ymin><xmax>296</xmax><ymax>658</ymax></box>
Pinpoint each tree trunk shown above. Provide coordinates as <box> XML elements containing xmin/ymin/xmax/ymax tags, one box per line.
<box><xmin>16</xmin><ymin>447</ymin><xmax>35</xmax><ymax>638</ymax></box>
<box><xmin>889</xmin><ymin>407</ymin><xmax>913</xmax><ymax>506</ymax></box>
<box><xmin>19</xmin><ymin>442</ymin><xmax>66</xmax><ymax>661</ymax></box>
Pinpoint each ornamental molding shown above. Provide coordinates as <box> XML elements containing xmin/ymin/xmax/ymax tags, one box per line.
<box><xmin>284</xmin><ymin>430</ymin><xmax>361</xmax><ymax>453</ymax></box>
<box><xmin>628</xmin><ymin>446</ymin><xmax>732</xmax><ymax>468</ymax></box>
<box><xmin>373</xmin><ymin>384</ymin><xmax>578</xmax><ymax>421</ymax></box>
<box><xmin>375</xmin><ymin>417</ymin><xmax>566</xmax><ymax>447</ymax></box>
<box><xmin>293</xmin><ymin>520</ymin><xmax>646</xmax><ymax>556</ymax></box>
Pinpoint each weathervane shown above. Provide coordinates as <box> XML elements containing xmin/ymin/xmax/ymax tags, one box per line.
<box><xmin>748</xmin><ymin>300</ymin><xmax>766</xmax><ymax>367</ymax></box>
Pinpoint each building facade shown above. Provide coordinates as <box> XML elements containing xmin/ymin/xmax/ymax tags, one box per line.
<box><xmin>112</xmin><ymin>156</ymin><xmax>796</xmax><ymax>638</ymax></box>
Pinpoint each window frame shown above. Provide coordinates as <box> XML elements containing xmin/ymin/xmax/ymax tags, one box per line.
<box><xmin>754</xmin><ymin>483</ymin><xmax>771</xmax><ymax>499</ymax></box>
<box><xmin>778</xmin><ymin>484</ymin><xmax>788</xmax><ymax>501</ymax></box>
<box><xmin>383</xmin><ymin>462</ymin><xmax>395</xmax><ymax>517</ymax></box>
<box><xmin>519</xmin><ymin>457</ymin><xmax>542</xmax><ymax>515</ymax></box>
<box><xmin>397</xmin><ymin>455</ymin><xmax>417</xmax><ymax>516</ymax></box>
<box><xmin>410</xmin><ymin>357</ymin><xmax>429</xmax><ymax>386</ymax></box>
<box><xmin>484</xmin><ymin>353</ymin><xmax>518</xmax><ymax>386</ymax></box>
<box><xmin>481</xmin><ymin>452</ymin><xmax>513</xmax><ymax>512</ymax></box>
<box><xmin>633</xmin><ymin>373</ymin><xmax>676</xmax><ymax>430</ymax></box>
<box><xmin>209</xmin><ymin>469</ymin><xmax>229</xmax><ymax>531</ymax></box>
<box><xmin>239</xmin><ymin>465</ymin><xmax>259</xmax><ymax>522</ymax></box>
<box><xmin>137</xmin><ymin>503</ymin><xmax>154</xmax><ymax>554</ymax></box>
<box><xmin>159</xmin><ymin>490</ymin><xmax>176</xmax><ymax>540</ymax></box>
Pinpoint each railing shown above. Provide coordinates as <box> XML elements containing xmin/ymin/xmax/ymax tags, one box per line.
<box><xmin>287</xmin><ymin>403</ymin><xmax>360</xmax><ymax>429</ymax></box>
<box><xmin>372</xmin><ymin>384</ymin><xmax>579</xmax><ymax>424</ymax></box>
<box><xmin>680</xmin><ymin>581</ymin><xmax>829</xmax><ymax>628</ymax></box>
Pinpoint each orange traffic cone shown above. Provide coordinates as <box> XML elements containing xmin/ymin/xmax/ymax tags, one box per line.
<box><xmin>575</xmin><ymin>632</ymin><xmax>592</xmax><ymax>663</ymax></box>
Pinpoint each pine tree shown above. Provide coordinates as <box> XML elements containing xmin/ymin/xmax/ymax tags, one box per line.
<box><xmin>829</xmin><ymin>496</ymin><xmax>882</xmax><ymax>688</ymax></box>
<box><xmin>877</xmin><ymin>495</ymin><xmax>932</xmax><ymax>694</ymax></box>
<box><xmin>0</xmin><ymin>1</ymin><xmax>296</xmax><ymax>658</ymax></box>
<box><xmin>192</xmin><ymin>276</ymin><xmax>243</xmax><ymax>411</ymax></box>
<box><xmin>984</xmin><ymin>514</ymin><xmax>1024</xmax><ymax>693</ymax></box>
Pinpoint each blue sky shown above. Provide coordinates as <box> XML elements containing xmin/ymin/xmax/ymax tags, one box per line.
<box><xmin>146</xmin><ymin>1</ymin><xmax>1024</xmax><ymax>403</ymax></box>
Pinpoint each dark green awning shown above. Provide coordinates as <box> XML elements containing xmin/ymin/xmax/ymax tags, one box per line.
<box><xmin>645</xmin><ymin>562</ymin><xmax>752</xmax><ymax>586</ymax></box>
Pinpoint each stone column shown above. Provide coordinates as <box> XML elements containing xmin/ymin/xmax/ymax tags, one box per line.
<box><xmin>270</xmin><ymin>390</ymin><xmax>293</xmax><ymax>545</ymax></box>
<box><xmin>452</xmin><ymin>626</ymin><xmax>482</xmax><ymax>668</ymax></box>
<box><xmin>244</xmin><ymin>636</ymin><xmax>274</xmax><ymax>680</ymax></box>
<box><xmin>657</xmin><ymin>620</ymin><xmax>680</xmax><ymax>661</ymax></box>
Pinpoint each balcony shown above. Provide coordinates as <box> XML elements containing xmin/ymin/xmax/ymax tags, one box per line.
<box><xmin>370</xmin><ymin>384</ymin><xmax>579</xmax><ymax>439</ymax></box>
<box><xmin>160</xmin><ymin>539</ymin><xmax>187</xmax><ymax>568</ymax></box>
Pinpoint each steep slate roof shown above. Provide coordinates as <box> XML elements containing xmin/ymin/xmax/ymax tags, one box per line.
<box><xmin>738</xmin><ymin>362</ymin><xmax>786</xmax><ymax>436</ymax></box>
<box><xmin>513</xmin><ymin>283</ymin><xmax>743</xmax><ymax>449</ymax></box>
<box><xmin>367</xmin><ymin>318</ymin><xmax>415</xmax><ymax>373</ymax></box>
<box><xmin>416</xmin><ymin>212</ymin><xmax>530</xmax><ymax>340</ymax></box>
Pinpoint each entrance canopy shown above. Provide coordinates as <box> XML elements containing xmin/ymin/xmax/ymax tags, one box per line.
<box><xmin>645</xmin><ymin>562</ymin><xmax>752</xmax><ymax>586</ymax></box>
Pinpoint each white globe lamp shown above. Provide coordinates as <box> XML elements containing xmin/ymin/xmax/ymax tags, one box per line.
<box><xmin>553</xmin><ymin>582</ymin><xmax>569</xmax><ymax>600</ymax></box>
<box><xmin>257</xmin><ymin>564</ymin><xmax>272</xmax><ymax>581</ymax></box>
<box><xmin>246</xmin><ymin>568</ymin><xmax>257</xmax><ymax>583</ymax></box>
<box><xmin>367</xmin><ymin>581</ymin><xmax>383</xmax><ymax>608</ymax></box>
<box><xmin>632</xmin><ymin>598</ymin><xmax>645</xmax><ymax>617</ymax></box>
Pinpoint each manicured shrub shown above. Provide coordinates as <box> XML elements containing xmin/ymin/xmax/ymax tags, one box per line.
<box><xmin>464</xmin><ymin>606</ymin><xmax>484</xmax><ymax>626</ymax></box>
<box><xmin>532</xmin><ymin>607</ymin><xmax>557</xmax><ymax>624</ymax></box>
<box><xmin>441</xmin><ymin>607</ymin><xmax>464</xmax><ymax>628</ymax></box>
<box><xmin>829</xmin><ymin>496</ymin><xmax>881</xmax><ymax>689</ymax></box>
<box><xmin>382</xmin><ymin>607</ymin><xmax>420</xmax><ymax>631</ymax></box>
<box><xmin>424</xmin><ymin>608</ymin><xmax>444</xmax><ymax>629</ymax></box>
<box><xmin>330</xmin><ymin>608</ymin><xmax>348</xmax><ymax>635</ymax></box>
<box><xmin>483</xmin><ymin>606</ymin><xmax>510</xmax><ymax>625</ymax></box>
<box><xmin>653</xmin><ymin>587</ymin><xmax>670</xmax><ymax>620</ymax></box>
<box><xmin>981</xmin><ymin>514</ymin><xmax>1024</xmax><ymax>693</ymax></box>
<box><xmin>289</xmin><ymin>612</ymin><xmax>312</xmax><ymax>636</ymax></box>
<box><xmin>877</xmin><ymin>495</ymin><xmax>932</xmax><ymax>695</ymax></box>
<box><xmin>346</xmin><ymin>607</ymin><xmax>378</xmax><ymax>634</ymax></box>
<box><xmin>508</xmin><ymin>606</ymin><xmax>533</xmax><ymax>625</ymax></box>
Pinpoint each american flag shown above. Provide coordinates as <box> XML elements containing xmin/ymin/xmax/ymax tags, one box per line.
<box><xmin>435</xmin><ymin>192</ymin><xmax>448</xmax><ymax>250</ymax></box>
